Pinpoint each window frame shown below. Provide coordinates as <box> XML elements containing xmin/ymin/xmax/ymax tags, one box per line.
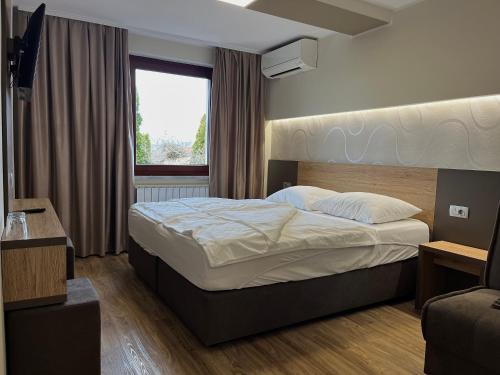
<box><xmin>130</xmin><ymin>55</ymin><xmax>212</xmax><ymax>176</ymax></box>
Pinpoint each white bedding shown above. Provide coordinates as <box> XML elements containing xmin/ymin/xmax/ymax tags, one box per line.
<box><xmin>129</xmin><ymin>198</ymin><xmax>429</xmax><ymax>291</ymax></box>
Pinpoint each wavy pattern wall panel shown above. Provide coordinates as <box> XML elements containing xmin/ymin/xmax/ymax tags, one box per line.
<box><xmin>270</xmin><ymin>95</ymin><xmax>500</xmax><ymax>171</ymax></box>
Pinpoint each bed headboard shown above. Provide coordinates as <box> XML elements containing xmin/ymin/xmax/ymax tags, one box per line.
<box><xmin>267</xmin><ymin>160</ymin><xmax>438</xmax><ymax>229</ymax></box>
<box><xmin>267</xmin><ymin>160</ymin><xmax>500</xmax><ymax>248</ymax></box>
<box><xmin>298</xmin><ymin>162</ymin><xmax>438</xmax><ymax>228</ymax></box>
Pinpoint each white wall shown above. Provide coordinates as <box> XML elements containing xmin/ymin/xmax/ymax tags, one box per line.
<box><xmin>129</xmin><ymin>33</ymin><xmax>215</xmax><ymax>67</ymax></box>
<box><xmin>267</xmin><ymin>0</ymin><xmax>500</xmax><ymax>120</ymax></box>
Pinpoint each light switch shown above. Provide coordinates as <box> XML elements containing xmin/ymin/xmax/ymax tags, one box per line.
<box><xmin>449</xmin><ymin>205</ymin><xmax>469</xmax><ymax>219</ymax></box>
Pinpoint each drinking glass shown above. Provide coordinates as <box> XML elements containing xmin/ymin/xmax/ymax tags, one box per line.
<box><xmin>5</xmin><ymin>212</ymin><xmax>29</xmax><ymax>239</ymax></box>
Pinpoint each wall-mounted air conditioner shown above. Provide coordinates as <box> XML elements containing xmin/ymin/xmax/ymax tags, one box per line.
<box><xmin>262</xmin><ymin>39</ymin><xmax>318</xmax><ymax>79</ymax></box>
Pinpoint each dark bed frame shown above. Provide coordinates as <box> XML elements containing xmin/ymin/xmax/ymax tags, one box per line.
<box><xmin>128</xmin><ymin>238</ymin><xmax>417</xmax><ymax>346</ymax></box>
<box><xmin>127</xmin><ymin>162</ymin><xmax>441</xmax><ymax>345</ymax></box>
<box><xmin>128</xmin><ymin>163</ymin><xmax>500</xmax><ymax>345</ymax></box>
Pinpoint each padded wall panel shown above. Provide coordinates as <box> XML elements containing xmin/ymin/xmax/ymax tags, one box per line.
<box><xmin>266</xmin><ymin>160</ymin><xmax>298</xmax><ymax>196</ymax></box>
<box><xmin>271</xmin><ymin>95</ymin><xmax>500</xmax><ymax>172</ymax></box>
<box><xmin>433</xmin><ymin>169</ymin><xmax>500</xmax><ymax>249</ymax></box>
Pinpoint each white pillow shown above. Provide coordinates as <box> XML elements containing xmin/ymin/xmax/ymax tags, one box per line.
<box><xmin>266</xmin><ymin>186</ymin><xmax>338</xmax><ymax>211</ymax></box>
<box><xmin>312</xmin><ymin>192</ymin><xmax>422</xmax><ymax>224</ymax></box>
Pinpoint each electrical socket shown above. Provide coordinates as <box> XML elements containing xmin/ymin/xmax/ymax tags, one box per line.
<box><xmin>449</xmin><ymin>205</ymin><xmax>469</xmax><ymax>219</ymax></box>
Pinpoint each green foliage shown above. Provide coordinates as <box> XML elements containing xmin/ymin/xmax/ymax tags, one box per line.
<box><xmin>135</xmin><ymin>93</ymin><xmax>151</xmax><ymax>165</ymax></box>
<box><xmin>191</xmin><ymin>114</ymin><xmax>206</xmax><ymax>164</ymax></box>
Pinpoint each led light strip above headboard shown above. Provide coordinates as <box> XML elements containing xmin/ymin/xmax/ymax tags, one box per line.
<box><xmin>270</xmin><ymin>95</ymin><xmax>500</xmax><ymax>172</ymax></box>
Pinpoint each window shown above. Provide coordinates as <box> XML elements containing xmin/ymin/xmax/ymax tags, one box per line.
<box><xmin>130</xmin><ymin>56</ymin><xmax>212</xmax><ymax>176</ymax></box>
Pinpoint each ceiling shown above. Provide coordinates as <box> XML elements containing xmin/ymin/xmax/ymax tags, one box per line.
<box><xmin>14</xmin><ymin>0</ymin><xmax>422</xmax><ymax>53</ymax></box>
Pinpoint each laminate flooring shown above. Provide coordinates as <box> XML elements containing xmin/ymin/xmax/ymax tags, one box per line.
<box><xmin>76</xmin><ymin>254</ymin><xmax>425</xmax><ymax>375</ymax></box>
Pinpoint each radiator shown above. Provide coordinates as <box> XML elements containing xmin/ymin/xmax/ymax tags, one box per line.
<box><xmin>136</xmin><ymin>185</ymin><xmax>209</xmax><ymax>203</ymax></box>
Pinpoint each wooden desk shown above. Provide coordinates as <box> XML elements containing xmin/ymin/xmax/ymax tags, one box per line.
<box><xmin>415</xmin><ymin>241</ymin><xmax>488</xmax><ymax>310</ymax></box>
<box><xmin>1</xmin><ymin>198</ymin><xmax>67</xmax><ymax>310</ymax></box>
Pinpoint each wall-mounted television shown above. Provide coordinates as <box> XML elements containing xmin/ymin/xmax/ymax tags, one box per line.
<box><xmin>8</xmin><ymin>3</ymin><xmax>45</xmax><ymax>101</ymax></box>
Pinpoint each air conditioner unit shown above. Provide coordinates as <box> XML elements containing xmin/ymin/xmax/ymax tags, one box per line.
<box><xmin>262</xmin><ymin>39</ymin><xmax>318</xmax><ymax>79</ymax></box>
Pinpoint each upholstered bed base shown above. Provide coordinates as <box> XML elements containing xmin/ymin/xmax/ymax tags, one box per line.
<box><xmin>128</xmin><ymin>237</ymin><xmax>417</xmax><ymax>346</ymax></box>
<box><xmin>128</xmin><ymin>239</ymin><xmax>158</xmax><ymax>291</ymax></box>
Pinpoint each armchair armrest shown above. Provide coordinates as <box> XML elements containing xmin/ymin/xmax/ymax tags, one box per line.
<box><xmin>421</xmin><ymin>285</ymin><xmax>485</xmax><ymax>340</ymax></box>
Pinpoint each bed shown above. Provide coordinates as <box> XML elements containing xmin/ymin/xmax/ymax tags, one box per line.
<box><xmin>128</xmin><ymin>162</ymin><xmax>437</xmax><ymax>345</ymax></box>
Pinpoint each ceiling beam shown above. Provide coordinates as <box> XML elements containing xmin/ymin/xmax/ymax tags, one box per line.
<box><xmin>247</xmin><ymin>0</ymin><xmax>391</xmax><ymax>36</ymax></box>
<box><xmin>316</xmin><ymin>0</ymin><xmax>392</xmax><ymax>22</ymax></box>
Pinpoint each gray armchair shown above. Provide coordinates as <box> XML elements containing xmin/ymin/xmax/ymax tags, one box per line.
<box><xmin>421</xmin><ymin>206</ymin><xmax>500</xmax><ymax>374</ymax></box>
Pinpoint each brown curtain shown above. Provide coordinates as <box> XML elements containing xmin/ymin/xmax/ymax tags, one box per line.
<box><xmin>209</xmin><ymin>48</ymin><xmax>265</xmax><ymax>199</ymax></box>
<box><xmin>15</xmin><ymin>11</ymin><xmax>134</xmax><ymax>257</ymax></box>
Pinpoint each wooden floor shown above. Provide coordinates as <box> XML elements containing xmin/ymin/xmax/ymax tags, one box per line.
<box><xmin>76</xmin><ymin>254</ymin><xmax>425</xmax><ymax>375</ymax></box>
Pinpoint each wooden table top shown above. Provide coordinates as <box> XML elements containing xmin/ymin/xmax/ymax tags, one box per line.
<box><xmin>420</xmin><ymin>241</ymin><xmax>488</xmax><ymax>263</ymax></box>
<box><xmin>1</xmin><ymin>198</ymin><xmax>67</xmax><ymax>250</ymax></box>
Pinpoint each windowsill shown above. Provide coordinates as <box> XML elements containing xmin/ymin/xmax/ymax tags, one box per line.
<box><xmin>134</xmin><ymin>175</ymin><xmax>209</xmax><ymax>187</ymax></box>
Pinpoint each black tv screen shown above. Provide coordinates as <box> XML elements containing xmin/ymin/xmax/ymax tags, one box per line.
<box><xmin>16</xmin><ymin>3</ymin><xmax>45</xmax><ymax>100</ymax></box>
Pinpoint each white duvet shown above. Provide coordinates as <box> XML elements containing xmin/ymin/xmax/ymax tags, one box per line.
<box><xmin>132</xmin><ymin>198</ymin><xmax>383</xmax><ymax>268</ymax></box>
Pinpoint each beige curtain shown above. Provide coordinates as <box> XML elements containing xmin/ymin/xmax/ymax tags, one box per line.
<box><xmin>209</xmin><ymin>48</ymin><xmax>265</xmax><ymax>199</ymax></box>
<box><xmin>15</xmin><ymin>11</ymin><xmax>134</xmax><ymax>257</ymax></box>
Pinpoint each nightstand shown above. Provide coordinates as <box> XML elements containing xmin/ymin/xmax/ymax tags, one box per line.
<box><xmin>415</xmin><ymin>241</ymin><xmax>488</xmax><ymax>310</ymax></box>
